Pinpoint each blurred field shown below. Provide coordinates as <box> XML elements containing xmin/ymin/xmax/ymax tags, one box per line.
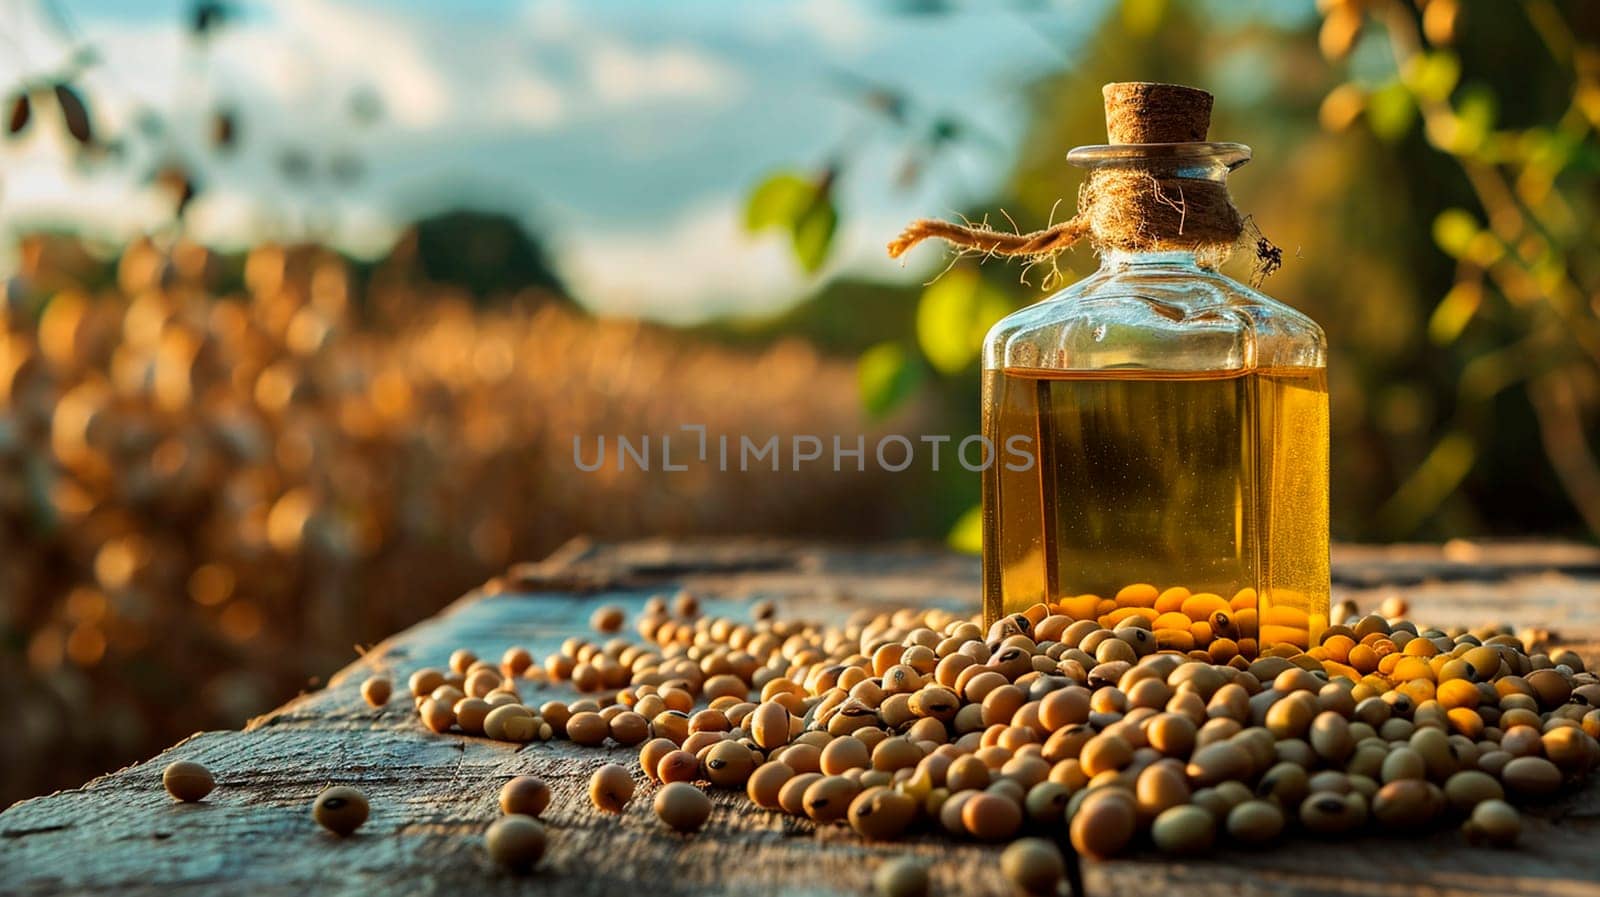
<box><xmin>0</xmin><ymin>233</ymin><xmax>925</xmax><ymax>805</ymax></box>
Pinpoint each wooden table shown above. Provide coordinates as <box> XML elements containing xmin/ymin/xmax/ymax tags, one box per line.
<box><xmin>4</xmin><ymin>539</ymin><xmax>1600</xmax><ymax>897</ymax></box>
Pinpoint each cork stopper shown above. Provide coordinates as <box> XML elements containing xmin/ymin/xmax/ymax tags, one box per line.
<box><xmin>1102</xmin><ymin>82</ymin><xmax>1213</xmax><ymax>144</ymax></box>
<box><xmin>887</xmin><ymin>78</ymin><xmax>1282</xmax><ymax>285</ymax></box>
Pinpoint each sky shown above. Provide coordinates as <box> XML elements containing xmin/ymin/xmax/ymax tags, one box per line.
<box><xmin>0</xmin><ymin>0</ymin><xmax>1109</xmax><ymax>322</ymax></box>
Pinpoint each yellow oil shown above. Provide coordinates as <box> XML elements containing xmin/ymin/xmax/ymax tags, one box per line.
<box><xmin>981</xmin><ymin>366</ymin><xmax>1329</xmax><ymax>648</ymax></box>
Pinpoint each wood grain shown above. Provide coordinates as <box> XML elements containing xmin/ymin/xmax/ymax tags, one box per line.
<box><xmin>3</xmin><ymin>539</ymin><xmax>1598</xmax><ymax>897</ymax></box>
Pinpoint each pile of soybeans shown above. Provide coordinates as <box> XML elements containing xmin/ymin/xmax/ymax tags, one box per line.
<box><xmin>376</xmin><ymin>587</ymin><xmax>1598</xmax><ymax>893</ymax></box>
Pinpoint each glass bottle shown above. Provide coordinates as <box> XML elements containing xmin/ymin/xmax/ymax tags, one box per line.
<box><xmin>980</xmin><ymin>139</ymin><xmax>1330</xmax><ymax>652</ymax></box>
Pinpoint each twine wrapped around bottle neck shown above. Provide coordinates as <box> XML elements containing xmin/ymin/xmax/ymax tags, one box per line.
<box><xmin>888</xmin><ymin>82</ymin><xmax>1275</xmax><ymax>280</ymax></box>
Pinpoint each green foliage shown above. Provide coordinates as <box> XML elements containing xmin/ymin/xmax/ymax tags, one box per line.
<box><xmin>744</xmin><ymin>172</ymin><xmax>814</xmax><ymax>232</ymax></box>
<box><xmin>947</xmin><ymin>504</ymin><xmax>983</xmax><ymax>554</ymax></box>
<box><xmin>683</xmin><ymin>277</ymin><xmax>918</xmax><ymax>356</ymax></box>
<box><xmin>1402</xmin><ymin>51</ymin><xmax>1460</xmax><ymax>103</ymax></box>
<box><xmin>856</xmin><ymin>342</ymin><xmax>923</xmax><ymax>420</ymax></box>
<box><xmin>744</xmin><ymin>170</ymin><xmax>837</xmax><ymax>274</ymax></box>
<box><xmin>1445</xmin><ymin>85</ymin><xmax>1496</xmax><ymax>155</ymax></box>
<box><xmin>835</xmin><ymin>264</ymin><xmax>1016</xmax><ymax>422</ymax></box>
<box><xmin>1323</xmin><ymin>1</ymin><xmax>1600</xmax><ymax>538</ymax></box>
<box><xmin>1431</xmin><ymin>208</ymin><xmax>1478</xmax><ymax>258</ymax></box>
<box><xmin>792</xmin><ymin>199</ymin><xmax>838</xmax><ymax>274</ymax></box>
<box><xmin>411</xmin><ymin>209</ymin><xmax>570</xmax><ymax>302</ymax></box>
<box><xmin>1365</xmin><ymin>80</ymin><xmax>1416</xmax><ymax>141</ymax></box>
<box><xmin>915</xmin><ymin>269</ymin><xmax>1012</xmax><ymax>375</ymax></box>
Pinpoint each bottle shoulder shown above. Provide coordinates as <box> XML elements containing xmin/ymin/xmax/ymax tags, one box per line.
<box><xmin>984</xmin><ymin>264</ymin><xmax>1325</xmax><ymax>372</ymax></box>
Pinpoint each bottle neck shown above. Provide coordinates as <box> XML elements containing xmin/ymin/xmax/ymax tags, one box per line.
<box><xmin>1067</xmin><ymin>141</ymin><xmax>1250</xmax><ymax>259</ymax></box>
<box><xmin>1067</xmin><ymin>141</ymin><xmax>1249</xmax><ymax>179</ymax></box>
<box><xmin>1097</xmin><ymin>248</ymin><xmax>1205</xmax><ymax>272</ymax></box>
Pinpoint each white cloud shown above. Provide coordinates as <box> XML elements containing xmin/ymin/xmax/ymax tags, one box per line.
<box><xmin>214</xmin><ymin>0</ymin><xmax>739</xmax><ymax>133</ymax></box>
<box><xmin>0</xmin><ymin>144</ymin><xmax>173</xmax><ymax>236</ymax></box>
<box><xmin>558</xmin><ymin>194</ymin><xmax>926</xmax><ymax>323</ymax></box>
<box><xmin>63</xmin><ymin>0</ymin><xmax>733</xmax><ymax>142</ymax></box>
<box><xmin>228</xmin><ymin>0</ymin><xmax>455</xmax><ymax>130</ymax></box>
<box><xmin>560</xmin><ymin>199</ymin><xmax>806</xmax><ymax>322</ymax></box>
<box><xmin>585</xmin><ymin>39</ymin><xmax>735</xmax><ymax>106</ymax></box>
<box><xmin>520</xmin><ymin>0</ymin><xmax>581</xmax><ymax>42</ymax></box>
<box><xmin>520</xmin><ymin>1</ymin><xmax>741</xmax><ymax>113</ymax></box>
<box><xmin>492</xmin><ymin>70</ymin><xmax>568</xmax><ymax>128</ymax></box>
<box><xmin>792</xmin><ymin>0</ymin><xmax>875</xmax><ymax>53</ymax></box>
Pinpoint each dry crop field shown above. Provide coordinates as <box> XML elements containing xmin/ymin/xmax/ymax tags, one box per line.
<box><xmin>0</xmin><ymin>234</ymin><xmax>917</xmax><ymax>805</ymax></box>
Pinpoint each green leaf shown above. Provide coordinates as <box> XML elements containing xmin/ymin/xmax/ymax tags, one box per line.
<box><xmin>1402</xmin><ymin>51</ymin><xmax>1460</xmax><ymax>103</ymax></box>
<box><xmin>1559</xmin><ymin>140</ymin><xmax>1600</xmax><ymax>176</ymax></box>
<box><xmin>915</xmin><ymin>269</ymin><xmax>1011</xmax><ymax>375</ymax></box>
<box><xmin>1365</xmin><ymin>81</ymin><xmax>1415</xmax><ymax>141</ymax></box>
<box><xmin>1431</xmin><ymin>208</ymin><xmax>1478</xmax><ymax>258</ymax></box>
<box><xmin>743</xmin><ymin>171</ymin><xmax>814</xmax><ymax>233</ymax></box>
<box><xmin>857</xmin><ymin>342</ymin><xmax>921</xmax><ymax>419</ymax></box>
<box><xmin>1450</xmin><ymin>85</ymin><xmax>1497</xmax><ymax>155</ymax></box>
<box><xmin>791</xmin><ymin>196</ymin><xmax>837</xmax><ymax>274</ymax></box>
<box><xmin>1522</xmin><ymin>129</ymin><xmax>1574</xmax><ymax>173</ymax></box>
<box><xmin>947</xmin><ymin>504</ymin><xmax>983</xmax><ymax>555</ymax></box>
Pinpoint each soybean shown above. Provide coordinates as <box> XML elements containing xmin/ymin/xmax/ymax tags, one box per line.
<box><xmin>704</xmin><ymin>741</ymin><xmax>757</xmax><ymax>788</ymax></box>
<box><xmin>749</xmin><ymin>701</ymin><xmax>792</xmax><ymax>750</ymax></box>
<box><xmin>500</xmin><ymin>776</ymin><xmax>551</xmax><ymax>817</ymax></box>
<box><xmin>1226</xmin><ymin>800</ymin><xmax>1285</xmax><ymax>845</ymax></box>
<box><xmin>1001</xmin><ymin>838</ymin><xmax>1065</xmax><ymax>895</ymax></box>
<box><xmin>361</xmin><ymin>677</ymin><xmax>391</xmax><ymax>707</ymax></box>
<box><xmin>566</xmin><ymin>712</ymin><xmax>609</xmax><ymax>747</ymax></box>
<box><xmin>1462</xmin><ymin>799</ymin><xmax>1520</xmax><ymax>847</ymax></box>
<box><xmin>485</xmin><ymin>815</ymin><xmax>547</xmax><ymax>871</ymax></box>
<box><xmin>1024</xmin><ymin>781</ymin><xmax>1071</xmax><ymax>826</ymax></box>
<box><xmin>962</xmin><ymin>792</ymin><xmax>1023</xmax><ymax>841</ymax></box>
<box><xmin>774</xmin><ymin>768</ymin><xmax>823</xmax><ymax>814</ymax></box>
<box><xmin>396</xmin><ymin>589</ymin><xmax>1600</xmax><ymax>867</ymax></box>
<box><xmin>591</xmin><ymin>605</ymin><xmax>625</xmax><ymax>633</ymax></box>
<box><xmin>312</xmin><ymin>786</ymin><xmax>369</xmax><ymax>836</ymax></box>
<box><xmin>799</xmin><ymin>775</ymin><xmax>857</xmax><ymax>823</ymax></box>
<box><xmin>1299</xmin><ymin>791</ymin><xmax>1366</xmax><ymax>834</ymax></box>
<box><xmin>1071</xmin><ymin>790</ymin><xmax>1136</xmax><ymax>858</ymax></box>
<box><xmin>655</xmin><ymin>782</ymin><xmax>713</xmax><ymax>832</ymax></box>
<box><xmin>1372</xmin><ymin>780</ymin><xmax>1437</xmax><ymax>828</ymax></box>
<box><xmin>162</xmin><ymin>761</ymin><xmax>215</xmax><ymax>803</ymax></box>
<box><xmin>1443</xmin><ymin>770</ymin><xmax>1504</xmax><ymax>813</ymax></box>
<box><xmin>1151</xmin><ymin>804</ymin><xmax>1215</xmax><ymax>854</ymax></box>
<box><xmin>847</xmin><ymin>787</ymin><xmax>917</xmax><ymax>840</ymax></box>
<box><xmin>589</xmin><ymin>764</ymin><xmax>635</xmax><ymax>813</ymax></box>
<box><xmin>874</xmin><ymin>856</ymin><xmax>930</xmax><ymax>897</ymax></box>
<box><xmin>747</xmin><ymin>762</ymin><xmax>794</xmax><ymax>809</ymax></box>
<box><xmin>1501</xmin><ymin>757</ymin><xmax>1562</xmax><ymax>798</ymax></box>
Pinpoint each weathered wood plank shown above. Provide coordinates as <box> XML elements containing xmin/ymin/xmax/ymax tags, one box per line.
<box><xmin>3</xmin><ymin>540</ymin><xmax>1599</xmax><ymax>897</ymax></box>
